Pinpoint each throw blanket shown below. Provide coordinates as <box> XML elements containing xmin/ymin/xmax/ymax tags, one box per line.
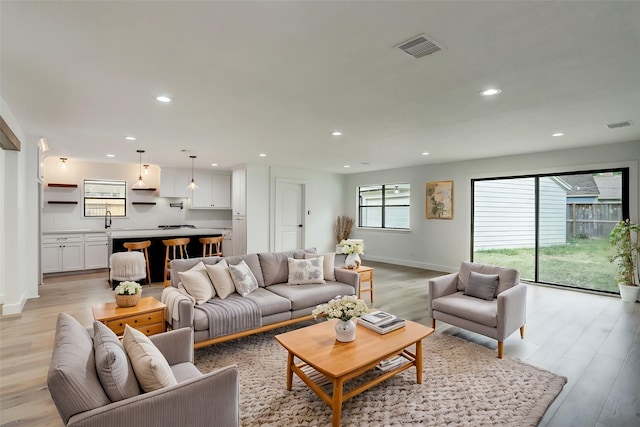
<box><xmin>195</xmin><ymin>295</ymin><xmax>262</xmax><ymax>339</ymax></box>
<box><xmin>162</xmin><ymin>287</ymin><xmax>194</xmax><ymax>323</ymax></box>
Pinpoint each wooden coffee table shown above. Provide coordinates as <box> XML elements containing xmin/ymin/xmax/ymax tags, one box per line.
<box><xmin>275</xmin><ymin>319</ymin><xmax>434</xmax><ymax>426</ymax></box>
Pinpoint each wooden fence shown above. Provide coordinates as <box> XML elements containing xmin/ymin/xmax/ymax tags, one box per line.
<box><xmin>566</xmin><ymin>202</ymin><xmax>622</xmax><ymax>239</ymax></box>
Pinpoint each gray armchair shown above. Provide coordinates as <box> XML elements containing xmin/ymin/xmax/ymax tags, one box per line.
<box><xmin>48</xmin><ymin>313</ymin><xmax>239</xmax><ymax>427</ymax></box>
<box><xmin>428</xmin><ymin>261</ymin><xmax>527</xmax><ymax>358</ymax></box>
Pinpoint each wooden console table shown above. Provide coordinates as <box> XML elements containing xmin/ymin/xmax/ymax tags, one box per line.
<box><xmin>92</xmin><ymin>296</ymin><xmax>166</xmax><ymax>336</ymax></box>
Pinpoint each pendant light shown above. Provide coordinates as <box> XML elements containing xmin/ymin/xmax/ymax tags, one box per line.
<box><xmin>187</xmin><ymin>155</ymin><xmax>199</xmax><ymax>190</ymax></box>
<box><xmin>132</xmin><ymin>149</ymin><xmax>149</xmax><ymax>189</ymax></box>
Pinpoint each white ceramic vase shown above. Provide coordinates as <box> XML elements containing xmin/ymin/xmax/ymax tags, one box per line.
<box><xmin>345</xmin><ymin>253</ymin><xmax>361</xmax><ymax>269</ymax></box>
<box><xmin>335</xmin><ymin>319</ymin><xmax>357</xmax><ymax>342</ymax></box>
<box><xmin>618</xmin><ymin>284</ymin><xmax>640</xmax><ymax>302</ymax></box>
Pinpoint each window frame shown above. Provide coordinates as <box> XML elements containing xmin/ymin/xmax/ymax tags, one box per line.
<box><xmin>358</xmin><ymin>183</ymin><xmax>411</xmax><ymax>230</ymax></box>
<box><xmin>83</xmin><ymin>179</ymin><xmax>128</xmax><ymax>218</ymax></box>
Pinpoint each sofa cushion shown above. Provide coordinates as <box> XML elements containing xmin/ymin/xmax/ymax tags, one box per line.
<box><xmin>288</xmin><ymin>257</ymin><xmax>325</xmax><ymax>285</ymax></box>
<box><xmin>169</xmin><ymin>257</ymin><xmax>223</xmax><ymax>287</ymax></box>
<box><xmin>267</xmin><ymin>282</ymin><xmax>356</xmax><ymax>311</ymax></box>
<box><xmin>243</xmin><ymin>287</ymin><xmax>292</xmax><ymax>316</ymax></box>
<box><xmin>205</xmin><ymin>259</ymin><xmax>235</xmax><ymax>299</ymax></box>
<box><xmin>431</xmin><ymin>292</ymin><xmax>498</xmax><ymax>327</ymax></box>
<box><xmin>178</xmin><ymin>262</ymin><xmax>215</xmax><ymax>304</ymax></box>
<box><xmin>229</xmin><ymin>260</ymin><xmax>259</xmax><ymax>296</ymax></box>
<box><xmin>93</xmin><ymin>321</ymin><xmax>140</xmax><ymax>402</ymax></box>
<box><xmin>457</xmin><ymin>261</ymin><xmax>520</xmax><ymax>295</ymax></box>
<box><xmin>47</xmin><ymin>313</ymin><xmax>111</xmax><ymax>425</ymax></box>
<box><xmin>122</xmin><ymin>325</ymin><xmax>178</xmax><ymax>392</ymax></box>
<box><xmin>304</xmin><ymin>252</ymin><xmax>336</xmax><ymax>281</ymax></box>
<box><xmin>224</xmin><ymin>253</ymin><xmax>266</xmax><ymax>287</ymax></box>
<box><xmin>170</xmin><ymin>362</ymin><xmax>203</xmax><ymax>383</ymax></box>
<box><xmin>258</xmin><ymin>251</ymin><xmax>296</xmax><ymax>286</ymax></box>
<box><xmin>464</xmin><ymin>271</ymin><xmax>500</xmax><ymax>301</ymax></box>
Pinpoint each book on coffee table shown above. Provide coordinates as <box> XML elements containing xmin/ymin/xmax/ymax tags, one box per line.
<box><xmin>361</xmin><ymin>311</ymin><xmax>395</xmax><ymax>324</ymax></box>
<box><xmin>359</xmin><ymin>314</ymin><xmax>406</xmax><ymax>334</ymax></box>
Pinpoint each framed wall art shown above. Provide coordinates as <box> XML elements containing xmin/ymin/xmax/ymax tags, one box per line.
<box><xmin>426</xmin><ymin>180</ymin><xmax>454</xmax><ymax>219</ymax></box>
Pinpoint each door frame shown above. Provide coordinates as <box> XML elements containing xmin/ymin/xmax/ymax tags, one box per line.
<box><xmin>271</xmin><ymin>177</ymin><xmax>306</xmax><ymax>252</ymax></box>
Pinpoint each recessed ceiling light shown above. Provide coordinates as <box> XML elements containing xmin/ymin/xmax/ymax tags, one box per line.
<box><xmin>259</xmin><ymin>153</ymin><xmax>267</xmax><ymax>157</ymax></box>
<box><xmin>125</xmin><ymin>136</ymin><xmax>136</xmax><ymax>141</ymax></box>
<box><xmin>480</xmin><ymin>88</ymin><xmax>502</xmax><ymax>96</ymax></box>
<box><xmin>552</xmin><ymin>132</ymin><xmax>564</xmax><ymax>137</ymax></box>
<box><xmin>332</xmin><ymin>131</ymin><xmax>342</xmax><ymax>136</ymax></box>
<box><xmin>156</xmin><ymin>95</ymin><xmax>171</xmax><ymax>103</ymax></box>
<box><xmin>211</xmin><ymin>163</ymin><xmax>218</xmax><ymax>167</ymax></box>
<box><xmin>106</xmin><ymin>154</ymin><xmax>115</xmax><ymax>158</ymax></box>
<box><xmin>422</xmin><ymin>152</ymin><xmax>430</xmax><ymax>156</ymax></box>
<box><xmin>344</xmin><ymin>165</ymin><xmax>350</xmax><ymax>168</ymax></box>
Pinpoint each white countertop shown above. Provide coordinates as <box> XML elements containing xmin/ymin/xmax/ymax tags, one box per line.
<box><xmin>42</xmin><ymin>229</ymin><xmax>107</xmax><ymax>235</ymax></box>
<box><xmin>106</xmin><ymin>228</ymin><xmax>229</xmax><ymax>239</ymax></box>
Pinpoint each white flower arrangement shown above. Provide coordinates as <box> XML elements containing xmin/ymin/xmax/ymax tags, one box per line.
<box><xmin>312</xmin><ymin>295</ymin><xmax>369</xmax><ymax>321</ymax></box>
<box><xmin>114</xmin><ymin>281</ymin><xmax>142</xmax><ymax>295</ymax></box>
<box><xmin>339</xmin><ymin>239</ymin><xmax>364</xmax><ymax>255</ymax></box>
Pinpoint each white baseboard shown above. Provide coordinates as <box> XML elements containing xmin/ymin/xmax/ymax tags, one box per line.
<box><xmin>363</xmin><ymin>255</ymin><xmax>457</xmax><ymax>274</ymax></box>
<box><xmin>1</xmin><ymin>294</ymin><xmax>27</xmax><ymax>315</ymax></box>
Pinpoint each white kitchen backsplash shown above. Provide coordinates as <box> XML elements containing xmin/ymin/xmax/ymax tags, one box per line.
<box><xmin>42</xmin><ymin>157</ymin><xmax>232</xmax><ymax>232</ymax></box>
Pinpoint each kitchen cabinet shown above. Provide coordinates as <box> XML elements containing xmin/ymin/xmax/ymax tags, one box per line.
<box><xmin>42</xmin><ymin>234</ymin><xmax>84</xmax><ymax>273</ymax></box>
<box><xmin>84</xmin><ymin>233</ymin><xmax>109</xmax><ymax>270</ymax></box>
<box><xmin>159</xmin><ymin>167</ymin><xmax>190</xmax><ymax>198</ymax></box>
<box><xmin>190</xmin><ymin>172</ymin><xmax>231</xmax><ymax>209</ymax></box>
<box><xmin>232</xmin><ymin>168</ymin><xmax>246</xmax><ymax>216</ymax></box>
<box><xmin>232</xmin><ymin>217</ymin><xmax>246</xmax><ymax>256</ymax></box>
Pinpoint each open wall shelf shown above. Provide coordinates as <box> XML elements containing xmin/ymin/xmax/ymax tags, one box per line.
<box><xmin>48</xmin><ymin>201</ymin><xmax>78</xmax><ymax>205</ymax></box>
<box><xmin>48</xmin><ymin>183</ymin><xmax>78</xmax><ymax>188</ymax></box>
<box><xmin>131</xmin><ymin>188</ymin><xmax>157</xmax><ymax>192</ymax></box>
<box><xmin>132</xmin><ymin>202</ymin><xmax>157</xmax><ymax>206</ymax></box>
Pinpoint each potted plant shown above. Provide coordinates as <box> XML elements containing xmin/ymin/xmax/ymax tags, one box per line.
<box><xmin>609</xmin><ymin>219</ymin><xmax>640</xmax><ymax>302</ymax></box>
<box><xmin>114</xmin><ymin>281</ymin><xmax>143</xmax><ymax>308</ymax></box>
<box><xmin>338</xmin><ymin>239</ymin><xmax>365</xmax><ymax>269</ymax></box>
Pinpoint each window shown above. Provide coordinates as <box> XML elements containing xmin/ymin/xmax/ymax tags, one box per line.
<box><xmin>358</xmin><ymin>183</ymin><xmax>410</xmax><ymax>229</ymax></box>
<box><xmin>472</xmin><ymin>168</ymin><xmax>629</xmax><ymax>294</ymax></box>
<box><xmin>84</xmin><ymin>180</ymin><xmax>127</xmax><ymax>217</ymax></box>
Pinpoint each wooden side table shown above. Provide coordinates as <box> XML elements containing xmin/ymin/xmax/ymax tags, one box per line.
<box><xmin>348</xmin><ymin>265</ymin><xmax>374</xmax><ymax>303</ymax></box>
<box><xmin>92</xmin><ymin>296</ymin><xmax>167</xmax><ymax>336</ymax></box>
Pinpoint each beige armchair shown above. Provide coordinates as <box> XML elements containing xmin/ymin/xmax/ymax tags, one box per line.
<box><xmin>428</xmin><ymin>261</ymin><xmax>527</xmax><ymax>358</ymax></box>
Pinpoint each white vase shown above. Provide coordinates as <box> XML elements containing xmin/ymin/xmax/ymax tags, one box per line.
<box><xmin>335</xmin><ymin>319</ymin><xmax>357</xmax><ymax>342</ymax></box>
<box><xmin>345</xmin><ymin>253</ymin><xmax>361</xmax><ymax>269</ymax></box>
<box><xmin>619</xmin><ymin>284</ymin><xmax>640</xmax><ymax>302</ymax></box>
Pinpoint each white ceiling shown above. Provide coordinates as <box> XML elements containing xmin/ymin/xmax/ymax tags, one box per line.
<box><xmin>2</xmin><ymin>1</ymin><xmax>639</xmax><ymax>174</ymax></box>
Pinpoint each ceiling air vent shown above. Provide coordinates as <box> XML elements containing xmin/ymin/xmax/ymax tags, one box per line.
<box><xmin>607</xmin><ymin>120</ymin><xmax>633</xmax><ymax>129</ymax></box>
<box><xmin>397</xmin><ymin>35</ymin><xmax>444</xmax><ymax>58</ymax></box>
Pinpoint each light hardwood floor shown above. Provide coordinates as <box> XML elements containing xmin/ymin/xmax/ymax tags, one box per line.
<box><xmin>1</xmin><ymin>262</ymin><xmax>638</xmax><ymax>426</ymax></box>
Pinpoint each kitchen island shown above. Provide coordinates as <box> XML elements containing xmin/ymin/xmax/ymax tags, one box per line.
<box><xmin>107</xmin><ymin>227</ymin><xmax>228</xmax><ymax>284</ymax></box>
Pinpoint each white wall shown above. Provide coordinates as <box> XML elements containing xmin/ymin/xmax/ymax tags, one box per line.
<box><xmin>1</xmin><ymin>96</ymin><xmax>39</xmax><ymax>315</ymax></box>
<box><xmin>345</xmin><ymin>141</ymin><xmax>640</xmax><ymax>273</ymax></box>
<box><xmin>41</xmin><ymin>158</ymin><xmax>232</xmax><ymax>232</ymax></box>
<box><xmin>242</xmin><ymin>164</ymin><xmax>345</xmax><ymax>254</ymax></box>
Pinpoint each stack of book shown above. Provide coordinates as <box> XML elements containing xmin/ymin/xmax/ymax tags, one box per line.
<box><xmin>376</xmin><ymin>355</ymin><xmax>409</xmax><ymax>371</ymax></box>
<box><xmin>359</xmin><ymin>311</ymin><xmax>406</xmax><ymax>334</ymax></box>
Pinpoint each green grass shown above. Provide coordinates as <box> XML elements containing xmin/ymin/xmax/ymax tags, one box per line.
<box><xmin>474</xmin><ymin>237</ymin><xmax>619</xmax><ymax>292</ymax></box>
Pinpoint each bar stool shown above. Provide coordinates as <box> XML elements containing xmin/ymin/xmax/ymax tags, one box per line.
<box><xmin>123</xmin><ymin>240</ymin><xmax>151</xmax><ymax>285</ymax></box>
<box><xmin>162</xmin><ymin>238</ymin><xmax>190</xmax><ymax>287</ymax></box>
<box><xmin>199</xmin><ymin>236</ymin><xmax>224</xmax><ymax>257</ymax></box>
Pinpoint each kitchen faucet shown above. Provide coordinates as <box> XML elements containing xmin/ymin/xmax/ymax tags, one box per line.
<box><xmin>105</xmin><ymin>210</ymin><xmax>112</xmax><ymax>229</ymax></box>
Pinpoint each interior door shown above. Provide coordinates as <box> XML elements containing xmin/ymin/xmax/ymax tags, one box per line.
<box><xmin>275</xmin><ymin>181</ymin><xmax>304</xmax><ymax>251</ymax></box>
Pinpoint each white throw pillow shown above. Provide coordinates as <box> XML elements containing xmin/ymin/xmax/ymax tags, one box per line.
<box><xmin>205</xmin><ymin>260</ymin><xmax>236</xmax><ymax>299</ymax></box>
<box><xmin>304</xmin><ymin>252</ymin><xmax>336</xmax><ymax>281</ymax></box>
<box><xmin>288</xmin><ymin>256</ymin><xmax>326</xmax><ymax>285</ymax></box>
<box><xmin>122</xmin><ymin>325</ymin><xmax>177</xmax><ymax>392</ymax></box>
<box><xmin>228</xmin><ymin>260</ymin><xmax>259</xmax><ymax>296</ymax></box>
<box><xmin>177</xmin><ymin>262</ymin><xmax>215</xmax><ymax>304</ymax></box>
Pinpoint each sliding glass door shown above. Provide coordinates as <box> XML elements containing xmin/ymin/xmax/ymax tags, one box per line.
<box><xmin>472</xmin><ymin>169</ymin><xmax>628</xmax><ymax>293</ymax></box>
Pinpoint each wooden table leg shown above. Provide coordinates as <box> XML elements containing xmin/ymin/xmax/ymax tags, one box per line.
<box><xmin>416</xmin><ymin>339</ymin><xmax>423</xmax><ymax>384</ymax></box>
<box><xmin>286</xmin><ymin>351</ymin><xmax>293</xmax><ymax>390</ymax></box>
<box><xmin>332</xmin><ymin>377</ymin><xmax>344</xmax><ymax>427</ymax></box>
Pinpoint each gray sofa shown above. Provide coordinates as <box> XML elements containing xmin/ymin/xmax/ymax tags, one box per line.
<box><xmin>47</xmin><ymin>313</ymin><xmax>239</xmax><ymax>427</ymax></box>
<box><xmin>428</xmin><ymin>261</ymin><xmax>527</xmax><ymax>358</ymax></box>
<box><xmin>162</xmin><ymin>249</ymin><xmax>359</xmax><ymax>349</ymax></box>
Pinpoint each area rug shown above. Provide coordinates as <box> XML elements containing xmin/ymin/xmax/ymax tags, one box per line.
<box><xmin>195</xmin><ymin>325</ymin><xmax>567</xmax><ymax>427</ymax></box>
